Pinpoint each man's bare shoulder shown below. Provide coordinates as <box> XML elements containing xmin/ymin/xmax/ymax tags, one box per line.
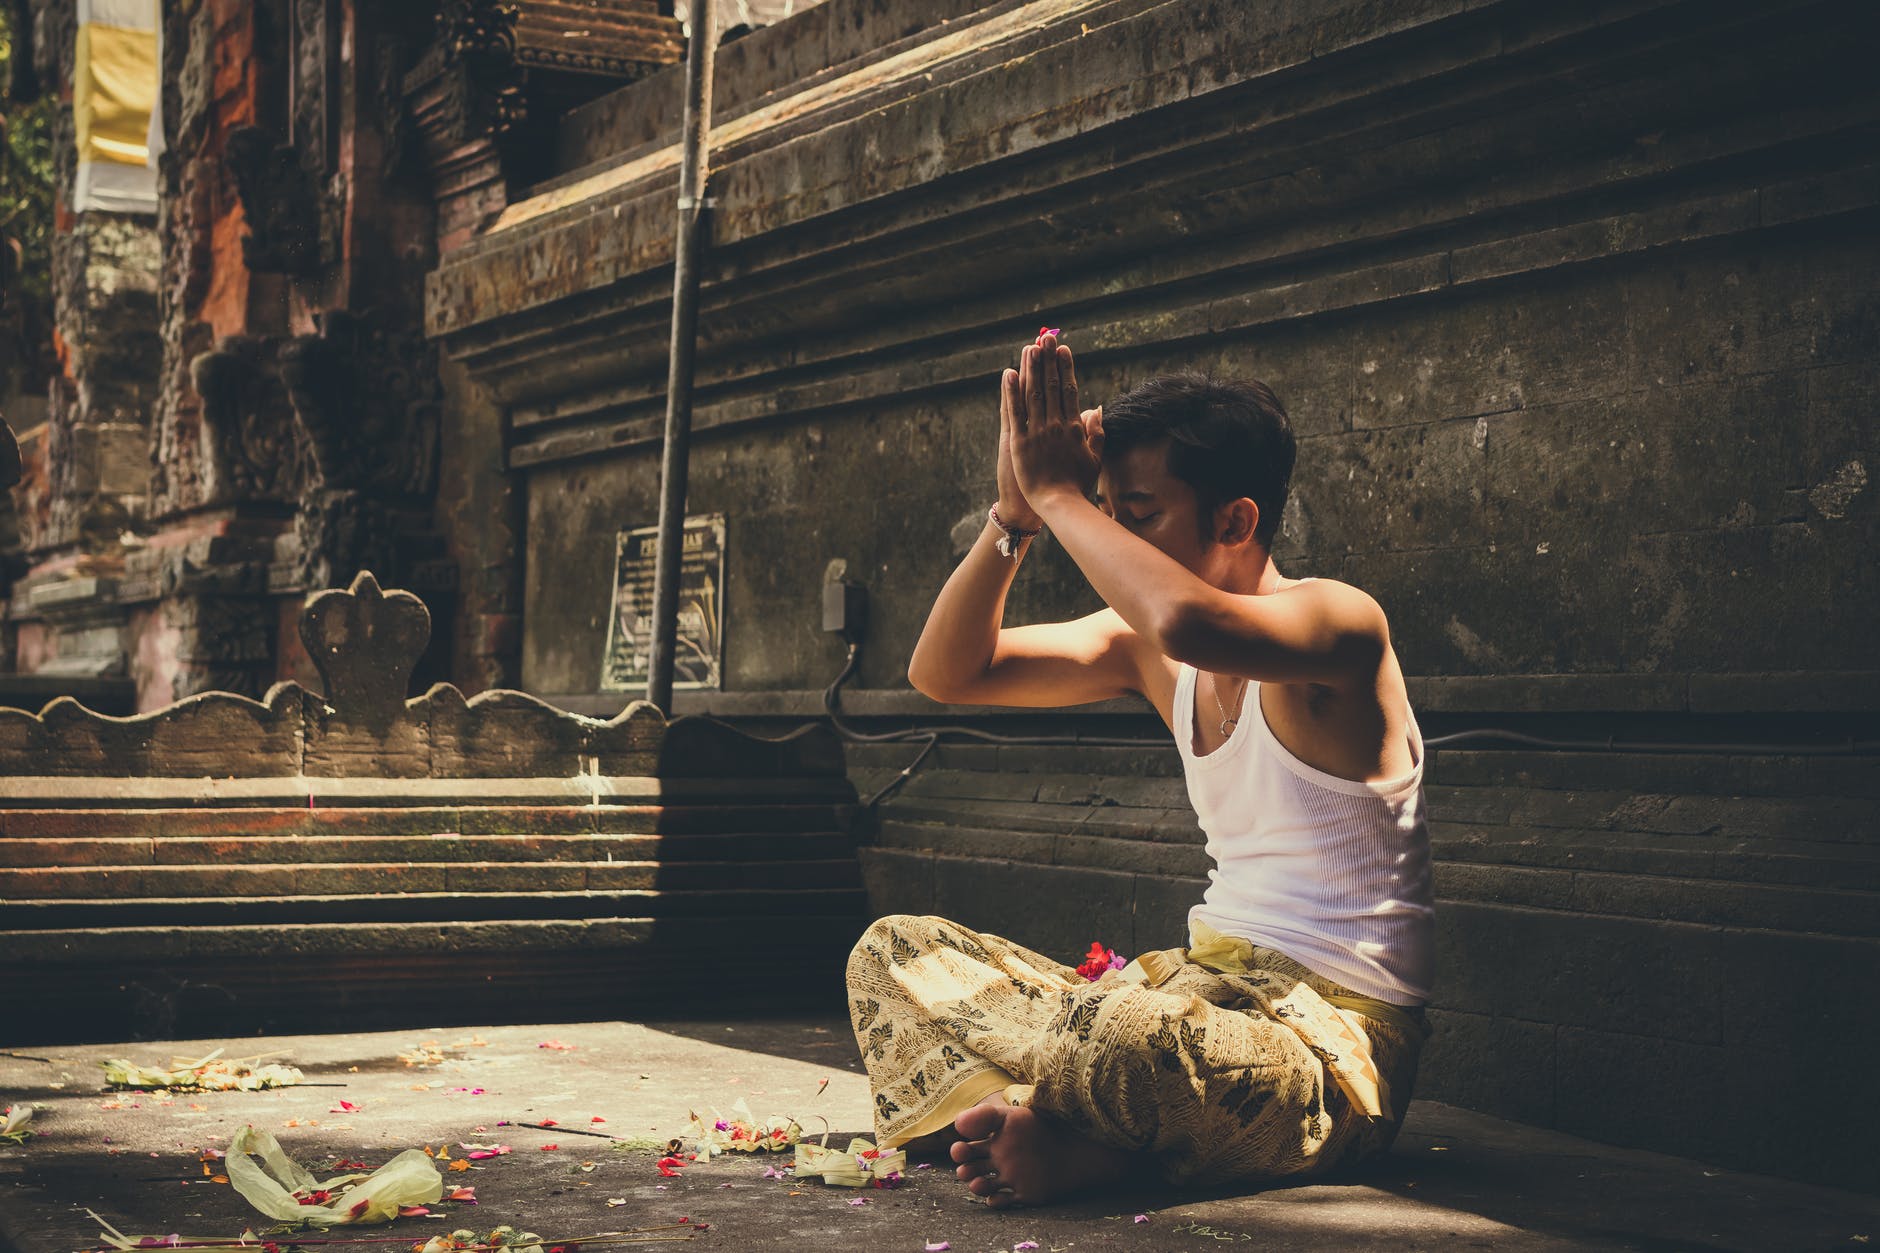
<box><xmin>1278</xmin><ymin>576</ymin><xmax>1391</xmax><ymax>626</ymax></box>
<box><xmin>1196</xmin><ymin>574</ymin><xmax>1393</xmax><ymax>692</ymax></box>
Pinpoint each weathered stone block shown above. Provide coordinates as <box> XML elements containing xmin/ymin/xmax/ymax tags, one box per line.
<box><xmin>1342</xmin><ymin>542</ymin><xmax>1627</xmax><ymax>675</ymax></box>
<box><xmin>875</xmin><ymin>819</ymin><xmax>1055</xmax><ymax>866</ymax></box>
<box><xmin>1416</xmin><ymin>1006</ymin><xmax>1556</xmax><ymax>1128</ymax></box>
<box><xmin>1427</xmin><ymin>749</ymin><xmax>1809</xmax><ymax>796</ymax></box>
<box><xmin>1053</xmin><ymin>833</ymin><xmax>1210</xmax><ymax>879</ymax></box>
<box><xmin>1484</xmin><ymin>373</ymin><xmax>1810</xmax><ymax>545</ymax></box>
<box><xmin>1553</xmin><ymin>1025</ymin><xmax>1734</xmax><ymax>1165</ymax></box>
<box><xmin>1433</xmin><ymin>862</ymin><xmax>1575</xmax><ymax>910</ymax></box>
<box><xmin>857</xmin><ymin>846</ymin><xmax>934</xmax><ymax>919</ymax></box>
<box><xmin>1292</xmin><ymin>417</ymin><xmax>1485</xmax><ymax>555</ymax></box>
<box><xmin>930</xmin><ymin>855</ymin><xmax>1134</xmax><ymax>965</ymax></box>
<box><xmin>1431</xmin><ymin>902</ymin><xmax>1722</xmax><ymax>1044</ymax></box>
<box><xmin>1130</xmin><ymin>874</ymin><xmax>1207</xmax><ymax>953</ymax></box>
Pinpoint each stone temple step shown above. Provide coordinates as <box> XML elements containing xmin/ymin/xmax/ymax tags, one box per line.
<box><xmin>0</xmin><ymin>830</ymin><xmax>860</xmax><ymax>868</ymax></box>
<box><xmin>0</xmin><ymin>804</ymin><xmax>852</xmax><ymax>839</ymax></box>
<box><xmin>0</xmin><ymin>913</ymin><xmax>870</xmax><ymax>965</ymax></box>
<box><xmin>1</xmin><ymin>885</ymin><xmax>869</xmax><ymax>929</ymax></box>
<box><xmin>0</xmin><ymin>857</ymin><xmax>865</xmax><ymax>898</ymax></box>
<box><xmin>0</xmin><ymin>914</ymin><xmax>871</xmax><ymax>1043</ymax></box>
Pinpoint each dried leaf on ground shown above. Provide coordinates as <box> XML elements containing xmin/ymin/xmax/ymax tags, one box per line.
<box><xmin>223</xmin><ymin>1125</ymin><xmax>442</xmax><ymax>1225</ymax></box>
<box><xmin>100</xmin><ymin>1048</ymin><xmax>304</xmax><ymax>1092</ymax></box>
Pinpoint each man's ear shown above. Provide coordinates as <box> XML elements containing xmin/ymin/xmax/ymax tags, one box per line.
<box><xmin>1217</xmin><ymin>498</ymin><xmax>1259</xmax><ymax>546</ymax></box>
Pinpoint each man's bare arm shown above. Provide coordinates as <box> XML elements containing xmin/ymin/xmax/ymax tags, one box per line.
<box><xmin>1031</xmin><ymin>494</ymin><xmax>1386</xmax><ymax>685</ymax></box>
<box><xmin>1011</xmin><ymin>335</ymin><xmax>1387</xmax><ymax>687</ymax></box>
<box><xmin>907</xmin><ymin>360</ymin><xmax>1146</xmax><ymax>707</ymax></box>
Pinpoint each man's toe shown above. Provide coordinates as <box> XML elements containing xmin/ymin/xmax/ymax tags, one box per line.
<box><xmin>950</xmin><ymin>1137</ymin><xmax>991</xmax><ymax>1164</ymax></box>
<box><xmin>956</xmin><ymin>1157</ymin><xmax>995</xmax><ymax>1182</ymax></box>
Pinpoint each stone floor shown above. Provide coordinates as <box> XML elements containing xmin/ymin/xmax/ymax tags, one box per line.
<box><xmin>2</xmin><ymin>1018</ymin><xmax>1875</xmax><ymax>1253</ymax></box>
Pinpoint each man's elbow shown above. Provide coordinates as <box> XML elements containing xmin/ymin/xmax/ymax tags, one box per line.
<box><xmin>906</xmin><ymin>660</ymin><xmax>963</xmax><ymax>705</ymax></box>
<box><xmin>1148</xmin><ymin>599</ymin><xmax>1209</xmax><ymax>664</ymax></box>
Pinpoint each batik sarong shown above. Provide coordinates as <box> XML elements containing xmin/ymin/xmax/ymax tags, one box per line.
<box><xmin>845</xmin><ymin>913</ymin><xmax>1429</xmax><ymax>1186</ymax></box>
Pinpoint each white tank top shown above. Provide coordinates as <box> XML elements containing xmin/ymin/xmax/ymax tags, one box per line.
<box><xmin>1174</xmin><ymin>663</ymin><xmax>1436</xmax><ymax>1006</ymax></box>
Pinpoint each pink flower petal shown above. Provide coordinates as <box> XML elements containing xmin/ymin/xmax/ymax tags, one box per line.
<box><xmin>1133</xmin><ymin>1214</ymin><xmax>1149</xmax><ymax>1223</ymax></box>
<box><xmin>925</xmin><ymin>1243</ymin><xmax>951</xmax><ymax>1252</ymax></box>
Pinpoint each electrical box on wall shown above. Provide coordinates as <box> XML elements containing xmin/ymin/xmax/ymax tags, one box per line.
<box><xmin>823</xmin><ymin>578</ymin><xmax>867</xmax><ymax>644</ymax></box>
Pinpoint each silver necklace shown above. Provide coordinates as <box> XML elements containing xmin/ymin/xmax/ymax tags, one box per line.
<box><xmin>1212</xmin><ymin>674</ymin><xmax>1248</xmax><ymax>737</ymax></box>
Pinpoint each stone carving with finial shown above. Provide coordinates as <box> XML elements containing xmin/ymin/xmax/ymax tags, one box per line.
<box><xmin>0</xmin><ymin>572</ymin><xmax>841</xmax><ymax>783</ymax></box>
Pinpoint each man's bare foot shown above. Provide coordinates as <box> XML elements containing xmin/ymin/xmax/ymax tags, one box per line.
<box><xmin>949</xmin><ymin>1096</ymin><xmax>1137</xmax><ymax>1207</ymax></box>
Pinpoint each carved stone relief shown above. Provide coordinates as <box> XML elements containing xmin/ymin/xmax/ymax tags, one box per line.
<box><xmin>223</xmin><ymin>125</ymin><xmax>329</xmax><ymax>275</ymax></box>
<box><xmin>188</xmin><ymin>335</ymin><xmax>305</xmax><ymax>504</ymax></box>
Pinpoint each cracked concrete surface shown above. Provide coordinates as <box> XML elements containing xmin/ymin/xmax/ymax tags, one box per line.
<box><xmin>3</xmin><ymin>1018</ymin><xmax>1876</xmax><ymax>1253</ymax></box>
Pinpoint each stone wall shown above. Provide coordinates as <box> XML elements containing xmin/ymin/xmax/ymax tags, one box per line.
<box><xmin>7</xmin><ymin>0</ymin><xmax>161</xmax><ymax>688</ymax></box>
<box><xmin>4</xmin><ymin>0</ymin><xmax>690</xmax><ymax>710</ymax></box>
<box><xmin>428</xmin><ymin>0</ymin><xmax>1880</xmax><ymax>1188</ymax></box>
<box><xmin>432</xmin><ymin>0</ymin><xmax>1877</xmax><ymax>701</ymax></box>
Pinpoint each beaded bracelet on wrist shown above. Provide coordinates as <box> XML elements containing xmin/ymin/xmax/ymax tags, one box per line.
<box><xmin>989</xmin><ymin>504</ymin><xmax>1041</xmax><ymax>558</ymax></box>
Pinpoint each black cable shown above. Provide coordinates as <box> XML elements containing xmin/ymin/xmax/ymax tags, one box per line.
<box><xmin>860</xmin><ymin>733</ymin><xmax>939</xmax><ymax>809</ymax></box>
<box><xmin>1422</xmin><ymin>728</ymin><xmax>1877</xmax><ymax>755</ymax></box>
<box><xmin>691</xmin><ymin>642</ymin><xmax>1878</xmax><ymax>811</ymax></box>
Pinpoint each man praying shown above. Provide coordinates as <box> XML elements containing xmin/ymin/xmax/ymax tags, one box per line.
<box><xmin>845</xmin><ymin>331</ymin><xmax>1435</xmax><ymax>1206</ymax></box>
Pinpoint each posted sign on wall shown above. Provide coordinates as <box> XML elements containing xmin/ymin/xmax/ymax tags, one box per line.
<box><xmin>601</xmin><ymin>513</ymin><xmax>726</xmax><ymax>691</ymax></box>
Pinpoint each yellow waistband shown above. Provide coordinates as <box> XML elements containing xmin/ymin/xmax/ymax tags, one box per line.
<box><xmin>1182</xmin><ymin>922</ymin><xmax>1430</xmax><ymax>1040</ymax></box>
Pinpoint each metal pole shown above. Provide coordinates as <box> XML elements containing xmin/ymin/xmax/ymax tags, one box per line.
<box><xmin>646</xmin><ymin>0</ymin><xmax>718</xmax><ymax>713</ymax></box>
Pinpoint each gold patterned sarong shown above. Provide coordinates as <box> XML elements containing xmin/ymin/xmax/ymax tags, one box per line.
<box><xmin>846</xmin><ymin>914</ymin><xmax>1429</xmax><ymax>1186</ymax></box>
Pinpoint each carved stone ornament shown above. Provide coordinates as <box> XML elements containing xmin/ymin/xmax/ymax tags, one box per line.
<box><xmin>301</xmin><ymin>570</ymin><xmax>431</xmax><ymax>728</ymax></box>
<box><xmin>0</xmin><ymin>570</ymin><xmax>843</xmax><ymax>782</ymax></box>
<box><xmin>279</xmin><ymin>309</ymin><xmax>439</xmax><ymax>499</ymax></box>
<box><xmin>425</xmin><ymin>0</ymin><xmax>528</xmax><ymax>146</ymax></box>
<box><xmin>223</xmin><ymin>124</ymin><xmax>329</xmax><ymax>275</ymax></box>
<box><xmin>188</xmin><ymin>334</ymin><xmax>305</xmax><ymax>503</ymax></box>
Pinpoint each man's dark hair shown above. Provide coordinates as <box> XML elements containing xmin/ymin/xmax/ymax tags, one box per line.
<box><xmin>1099</xmin><ymin>373</ymin><xmax>1296</xmax><ymax>549</ymax></box>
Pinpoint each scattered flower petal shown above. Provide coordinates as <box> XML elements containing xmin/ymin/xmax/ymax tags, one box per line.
<box><xmin>538</xmin><ymin>1040</ymin><xmax>577</xmax><ymax>1051</ymax></box>
<box><xmin>447</xmin><ymin>1187</ymin><xmax>476</xmax><ymax>1204</ymax></box>
<box><xmin>925</xmin><ymin>1243</ymin><xmax>951</xmax><ymax>1251</ymax></box>
<box><xmin>606</xmin><ymin>1198</ymin><xmax>627</xmax><ymax>1208</ymax></box>
<box><xmin>1015</xmin><ymin>1244</ymin><xmax>1040</xmax><ymax>1251</ymax></box>
<box><xmin>1134</xmin><ymin>1214</ymin><xmax>1149</xmax><ymax>1223</ymax></box>
<box><xmin>848</xmin><ymin>1198</ymin><xmax>867</xmax><ymax>1207</ymax></box>
<box><xmin>590</xmin><ymin>1116</ymin><xmax>606</xmax><ymax>1124</ymax></box>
